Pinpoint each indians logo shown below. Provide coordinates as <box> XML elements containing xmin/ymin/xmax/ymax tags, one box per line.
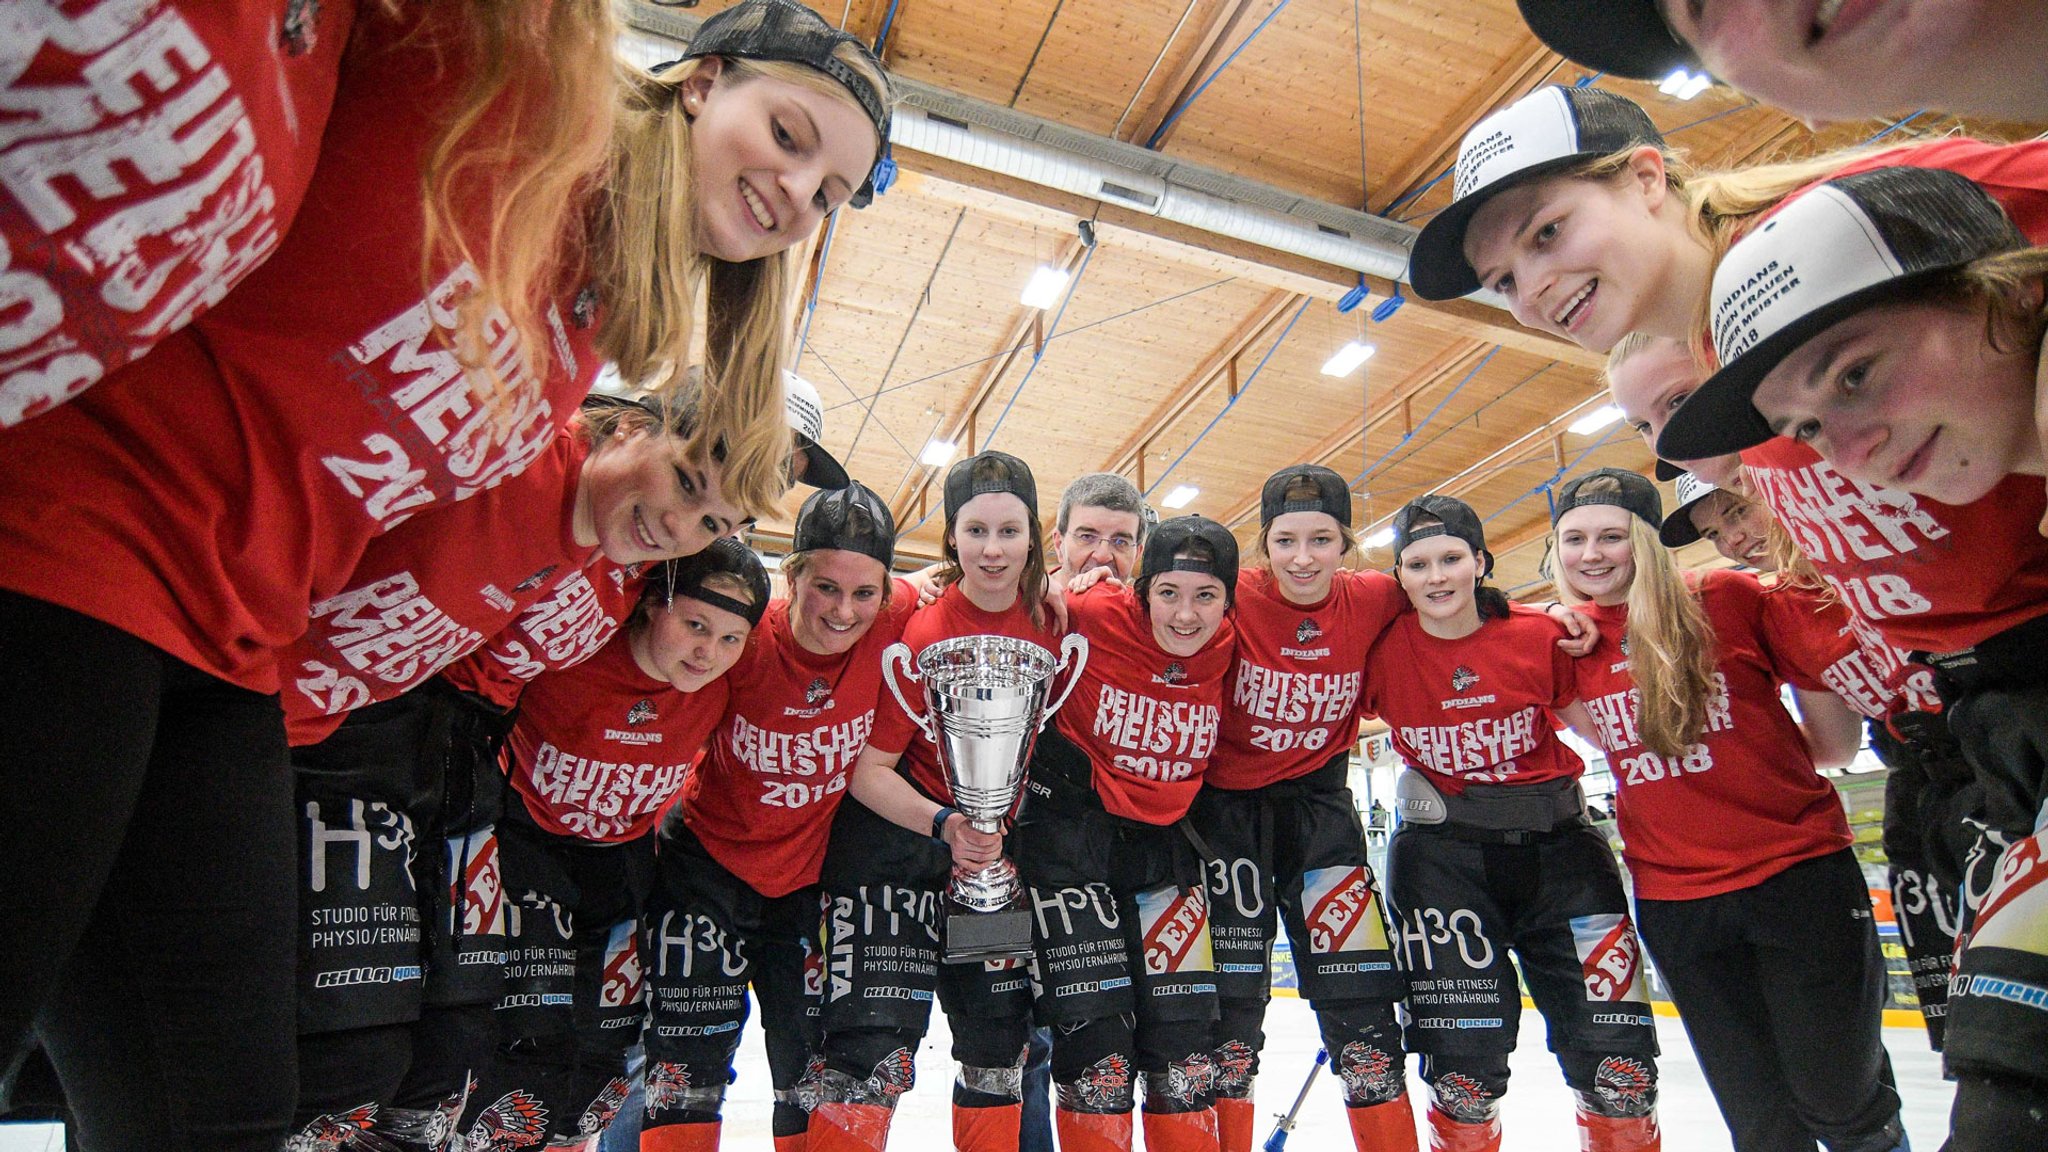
<box><xmin>464</xmin><ymin>1090</ymin><xmax>549</xmax><ymax>1151</ymax></box>
<box><xmin>1160</xmin><ymin>663</ymin><xmax>1187</xmax><ymax>685</ymax></box>
<box><xmin>1451</xmin><ymin>666</ymin><xmax>1480</xmax><ymax>692</ymax></box>
<box><xmin>512</xmin><ymin>565</ymin><xmax>558</xmax><ymax>594</ymax></box>
<box><xmin>280</xmin><ymin>0</ymin><xmax>321</xmax><ymax>54</ymax></box>
<box><xmin>1431</xmin><ymin>1071</ymin><xmax>1495</xmax><ymax>1123</ymax></box>
<box><xmin>866</xmin><ymin>1048</ymin><xmax>918</xmax><ymax>1100</ymax></box>
<box><xmin>795</xmin><ymin>1052</ymin><xmax>831</xmax><ymax>1112</ymax></box>
<box><xmin>646</xmin><ymin>1063</ymin><xmax>695</xmax><ymax>1113</ymax></box>
<box><xmin>1336</xmin><ymin>1042</ymin><xmax>1400</xmax><ymax>1101</ymax></box>
<box><xmin>577</xmin><ymin>1077</ymin><xmax>633</xmax><ymax>1136</ymax></box>
<box><xmin>1296</xmin><ymin>618</ymin><xmax>1323</xmax><ymax>644</ymax></box>
<box><xmin>1159</xmin><ymin>1051</ymin><xmax>1216</xmax><ymax>1106</ymax></box>
<box><xmin>1594</xmin><ymin>1057</ymin><xmax>1656</xmax><ymax>1116</ymax></box>
<box><xmin>626</xmin><ymin>699</ymin><xmax>658</xmax><ymax>728</ymax></box>
<box><xmin>1071</xmin><ymin>1054</ymin><xmax>1134</xmax><ymax>1111</ymax></box>
<box><xmin>285</xmin><ymin>1104</ymin><xmax>377</xmax><ymax>1151</ymax></box>
<box><xmin>573</xmin><ymin>287</ymin><xmax>601</xmax><ymax>329</ymax></box>
<box><xmin>1619</xmin><ymin>635</ymin><xmax>1632</xmax><ymax>658</ymax></box>
<box><xmin>1214</xmin><ymin>1039</ymin><xmax>1258</xmax><ymax>1094</ymax></box>
<box><xmin>806</xmin><ymin>678</ymin><xmax>833</xmax><ymax>705</ymax></box>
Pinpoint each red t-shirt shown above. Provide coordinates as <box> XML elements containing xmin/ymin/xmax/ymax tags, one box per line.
<box><xmin>1</xmin><ymin>0</ymin><xmax>357</xmax><ymax>426</ymax></box>
<box><xmin>870</xmin><ymin>584</ymin><xmax>1066</xmax><ymax>804</ymax></box>
<box><xmin>1361</xmin><ymin>605</ymin><xmax>1582</xmax><ymax>797</ymax></box>
<box><xmin>1735</xmin><ymin>137</ymin><xmax>2048</xmax><ymax>657</ymax></box>
<box><xmin>1774</xmin><ymin>583</ymin><xmax>1943</xmax><ymax>721</ymax></box>
<box><xmin>681</xmin><ymin>581</ymin><xmax>916</xmax><ymax>897</ymax></box>
<box><xmin>1053</xmin><ymin>583</ymin><xmax>1235</xmax><ymax>826</ymax></box>
<box><xmin>282</xmin><ymin>430</ymin><xmax>594</xmax><ymax>745</ymax></box>
<box><xmin>1571</xmin><ymin>569</ymin><xmax>1854</xmax><ymax>901</ymax></box>
<box><xmin>1209</xmin><ymin>568</ymin><xmax>1405</xmax><ymax>790</ymax></box>
<box><xmin>0</xmin><ymin>6</ymin><xmax>599</xmax><ymax>694</ymax></box>
<box><xmin>442</xmin><ymin>558</ymin><xmax>647</xmax><ymax>711</ymax></box>
<box><xmin>504</xmin><ymin>630</ymin><xmax>726</xmax><ymax>844</ymax></box>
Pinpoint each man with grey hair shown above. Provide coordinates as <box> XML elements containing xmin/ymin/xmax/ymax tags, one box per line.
<box><xmin>1052</xmin><ymin>472</ymin><xmax>1147</xmax><ymax>582</ymax></box>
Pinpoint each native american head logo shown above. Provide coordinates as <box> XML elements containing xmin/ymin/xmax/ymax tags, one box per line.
<box><xmin>645</xmin><ymin>1063</ymin><xmax>694</xmax><ymax>1113</ymax></box>
<box><xmin>1213</xmin><ymin>1039</ymin><xmax>1258</xmax><ymax>1094</ymax></box>
<box><xmin>280</xmin><ymin>0</ymin><xmax>320</xmax><ymax>55</ymax></box>
<box><xmin>1071</xmin><ymin>1054</ymin><xmax>1134</xmax><ymax>1111</ymax></box>
<box><xmin>1159</xmin><ymin>1051</ymin><xmax>1217</xmax><ymax>1106</ymax></box>
<box><xmin>626</xmin><ymin>699</ymin><xmax>658</xmax><ymax>727</ymax></box>
<box><xmin>1336</xmin><ymin>1042</ymin><xmax>1399</xmax><ymax>1101</ymax></box>
<box><xmin>1451</xmin><ymin>666</ymin><xmax>1480</xmax><ymax>692</ymax></box>
<box><xmin>1161</xmin><ymin>663</ymin><xmax>1187</xmax><ymax>685</ymax></box>
<box><xmin>1619</xmin><ymin>635</ymin><xmax>1632</xmax><ymax>658</ymax></box>
<box><xmin>806</xmin><ymin>677</ymin><xmax>832</xmax><ymax>704</ymax></box>
<box><xmin>869</xmin><ymin>1048</ymin><xmax>918</xmax><ymax>1099</ymax></box>
<box><xmin>1297</xmin><ymin>618</ymin><xmax>1323</xmax><ymax>644</ymax></box>
<box><xmin>1594</xmin><ymin>1056</ymin><xmax>1656</xmax><ymax>1117</ymax></box>
<box><xmin>465</xmin><ymin>1090</ymin><xmax>548</xmax><ymax>1152</ymax></box>
<box><xmin>578</xmin><ymin>1076</ymin><xmax>633</xmax><ymax>1135</ymax></box>
<box><xmin>513</xmin><ymin>565</ymin><xmax>557</xmax><ymax>594</ymax></box>
<box><xmin>573</xmin><ymin>287</ymin><xmax>601</xmax><ymax>330</ymax></box>
<box><xmin>1431</xmin><ymin>1071</ymin><xmax>1495</xmax><ymax>1124</ymax></box>
<box><xmin>284</xmin><ymin>1104</ymin><xmax>377</xmax><ymax>1152</ymax></box>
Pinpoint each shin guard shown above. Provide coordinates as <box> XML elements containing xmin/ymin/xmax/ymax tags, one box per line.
<box><xmin>1055</xmin><ymin>1108</ymin><xmax>1135</xmax><ymax>1152</ymax></box>
<box><xmin>1214</xmin><ymin>1095</ymin><xmax>1255</xmax><ymax>1152</ymax></box>
<box><xmin>774</xmin><ymin>1135</ymin><xmax>807</xmax><ymax>1152</ymax></box>
<box><xmin>1424</xmin><ymin>1108</ymin><xmax>1500</xmax><ymax>1152</ymax></box>
<box><xmin>951</xmin><ymin>1102</ymin><xmax>1021</xmax><ymax>1152</ymax></box>
<box><xmin>806</xmin><ymin>1102</ymin><xmax>894</xmax><ymax>1152</ymax></box>
<box><xmin>1142</xmin><ymin>1106</ymin><xmax>1220</xmax><ymax>1152</ymax></box>
<box><xmin>1346</xmin><ymin>1096</ymin><xmax>1419</xmax><ymax>1152</ymax></box>
<box><xmin>1575</xmin><ymin>1110</ymin><xmax>1660</xmax><ymax>1152</ymax></box>
<box><xmin>641</xmin><ymin>1120</ymin><xmax>721</xmax><ymax>1152</ymax></box>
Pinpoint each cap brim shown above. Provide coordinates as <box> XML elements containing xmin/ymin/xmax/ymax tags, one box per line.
<box><xmin>1653</xmin><ymin>459</ymin><xmax>1684</xmax><ymax>482</ymax></box>
<box><xmin>1407</xmin><ymin>153</ymin><xmax>1603</xmax><ymax>301</ymax></box>
<box><xmin>1659</xmin><ymin>497</ymin><xmax>1708</xmax><ymax>548</ymax></box>
<box><xmin>1516</xmin><ymin>0</ymin><xmax>1699</xmax><ymax>81</ymax></box>
<box><xmin>1657</xmin><ymin>268</ymin><xmax>1956</xmax><ymax>462</ymax></box>
<box><xmin>794</xmin><ymin>435</ymin><xmax>851</xmax><ymax>490</ymax></box>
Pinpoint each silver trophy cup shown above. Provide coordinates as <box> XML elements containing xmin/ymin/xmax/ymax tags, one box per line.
<box><xmin>883</xmin><ymin>632</ymin><xmax>1087</xmax><ymax>962</ymax></box>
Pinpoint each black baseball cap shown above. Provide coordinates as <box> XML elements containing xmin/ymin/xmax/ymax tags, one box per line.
<box><xmin>944</xmin><ymin>450</ymin><xmax>1039</xmax><ymax>524</ymax></box>
<box><xmin>674</xmin><ymin>0</ymin><xmax>892</xmax><ymax>208</ymax></box>
<box><xmin>1137</xmin><ymin>515</ymin><xmax>1239</xmax><ymax>605</ymax></box>
<box><xmin>1659</xmin><ymin>471</ymin><xmax>1721</xmax><ymax>548</ymax></box>
<box><xmin>1516</xmin><ymin>0</ymin><xmax>1699</xmax><ymax>82</ymax></box>
<box><xmin>1659</xmin><ymin>166</ymin><xmax>2026</xmax><ymax>462</ymax></box>
<box><xmin>659</xmin><ymin>537</ymin><xmax>773</xmax><ymax>627</ymax></box>
<box><xmin>782</xmin><ymin>372</ymin><xmax>849</xmax><ymax>490</ymax></box>
<box><xmin>1392</xmin><ymin>495</ymin><xmax>1492</xmax><ymax>577</ymax></box>
<box><xmin>1552</xmin><ymin>467</ymin><xmax>1662</xmax><ymax>530</ymax></box>
<box><xmin>1408</xmin><ymin>86</ymin><xmax>1665</xmax><ymax>301</ymax></box>
<box><xmin>1259</xmin><ymin>464</ymin><xmax>1352</xmax><ymax>528</ymax></box>
<box><xmin>791</xmin><ymin>480</ymin><xmax>895</xmax><ymax>569</ymax></box>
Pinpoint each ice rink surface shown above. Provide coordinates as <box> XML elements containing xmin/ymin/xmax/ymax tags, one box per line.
<box><xmin>3</xmin><ymin>994</ymin><xmax>1947</xmax><ymax>1151</ymax></box>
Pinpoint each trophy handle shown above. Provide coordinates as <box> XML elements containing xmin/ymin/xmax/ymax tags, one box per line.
<box><xmin>881</xmin><ymin>642</ymin><xmax>939</xmax><ymax>745</ymax></box>
<box><xmin>1039</xmin><ymin>634</ymin><xmax>1090</xmax><ymax>729</ymax></box>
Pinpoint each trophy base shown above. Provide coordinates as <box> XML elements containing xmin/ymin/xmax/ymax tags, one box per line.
<box><xmin>942</xmin><ymin>901</ymin><xmax>1035</xmax><ymax>965</ymax></box>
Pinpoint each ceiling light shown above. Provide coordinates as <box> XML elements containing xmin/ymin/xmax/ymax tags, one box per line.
<box><xmin>1679</xmin><ymin>74</ymin><xmax>1713</xmax><ymax>100</ymax></box>
<box><xmin>1162</xmin><ymin>485</ymin><xmax>1199</xmax><ymax>509</ymax></box>
<box><xmin>1659</xmin><ymin>68</ymin><xmax>1712</xmax><ymax>100</ymax></box>
<box><xmin>1020</xmin><ymin>265</ymin><xmax>1071</xmax><ymax>309</ymax></box>
<box><xmin>1364</xmin><ymin>526</ymin><xmax>1395</xmax><ymax>548</ymax></box>
<box><xmin>920</xmin><ymin>438</ymin><xmax>958</xmax><ymax>467</ymax></box>
<box><xmin>1568</xmin><ymin>404</ymin><xmax>1625</xmax><ymax>436</ymax></box>
<box><xmin>1320</xmin><ymin>340</ymin><xmax>1377</xmax><ymax>378</ymax></box>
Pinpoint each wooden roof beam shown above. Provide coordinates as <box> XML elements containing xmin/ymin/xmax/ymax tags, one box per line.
<box><xmin>885</xmin><ymin>235</ymin><xmax>1088</xmax><ymax>524</ymax></box>
<box><xmin>1099</xmin><ymin>289</ymin><xmax>1301</xmax><ymax>479</ymax></box>
<box><xmin>1121</xmin><ymin>0</ymin><xmax>1272</xmax><ymax>148</ymax></box>
<box><xmin>1372</xmin><ymin>38</ymin><xmax>1563</xmax><ymax>216</ymax></box>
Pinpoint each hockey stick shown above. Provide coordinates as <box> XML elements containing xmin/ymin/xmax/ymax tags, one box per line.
<box><xmin>1261</xmin><ymin>1048</ymin><xmax>1328</xmax><ymax>1152</ymax></box>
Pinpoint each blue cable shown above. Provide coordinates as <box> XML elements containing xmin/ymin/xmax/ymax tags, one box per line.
<box><xmin>1482</xmin><ymin>422</ymin><xmax>1625</xmax><ymax>525</ymax></box>
<box><xmin>1350</xmin><ymin>346</ymin><xmax>1501</xmax><ymax>488</ymax></box>
<box><xmin>796</xmin><ymin>213</ymin><xmax>841</xmax><ymax>357</ymax></box>
<box><xmin>1145</xmin><ymin>0</ymin><xmax>1295</xmax><ymax>148</ymax></box>
<box><xmin>1143</xmin><ymin>296</ymin><xmax>1314</xmax><ymax>498</ymax></box>
<box><xmin>1861</xmin><ymin>110</ymin><xmax>1926</xmax><ymax>146</ymax></box>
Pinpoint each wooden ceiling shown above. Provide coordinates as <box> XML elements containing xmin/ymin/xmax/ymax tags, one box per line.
<box><xmin>628</xmin><ymin>0</ymin><xmax>2036</xmax><ymax>597</ymax></box>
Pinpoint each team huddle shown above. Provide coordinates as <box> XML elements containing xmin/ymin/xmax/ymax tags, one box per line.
<box><xmin>4</xmin><ymin>2</ymin><xmax>2048</xmax><ymax>1152</ymax></box>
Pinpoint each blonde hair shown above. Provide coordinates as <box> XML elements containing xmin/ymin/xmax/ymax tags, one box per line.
<box><xmin>413</xmin><ymin>4</ymin><xmax>890</xmax><ymax>521</ymax></box>
<box><xmin>1553</xmin><ymin>483</ymin><xmax>1717</xmax><ymax>759</ymax></box>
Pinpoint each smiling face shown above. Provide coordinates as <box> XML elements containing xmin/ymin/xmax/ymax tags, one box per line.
<box><xmin>1661</xmin><ymin>0</ymin><xmax>2047</xmax><ymax>122</ymax></box>
<box><xmin>1749</xmin><ymin>297</ymin><xmax>2036</xmax><ymax>506</ymax></box>
<box><xmin>683</xmin><ymin>58</ymin><xmax>880</xmax><ymax>264</ymax></box>
<box><xmin>1608</xmin><ymin>339</ymin><xmax>1746</xmax><ymax>486</ymax></box>
<box><xmin>787</xmin><ymin>548</ymin><xmax>889</xmax><ymax>657</ymax></box>
<box><xmin>1555</xmin><ymin>505</ymin><xmax>1640</xmax><ymax>605</ymax></box>
<box><xmin>1688</xmin><ymin>489</ymin><xmax>1775</xmax><ymax>569</ymax></box>
<box><xmin>948</xmin><ymin>492</ymin><xmax>1034</xmax><ymax>608</ymax></box>
<box><xmin>579</xmin><ymin>427</ymin><xmax>745</xmax><ymax>565</ymax></box>
<box><xmin>1395</xmin><ymin>535</ymin><xmax>1482</xmax><ymax>630</ymax></box>
<box><xmin>1145</xmin><ymin>570</ymin><xmax>1229</xmax><ymax>657</ymax></box>
<box><xmin>1262</xmin><ymin>510</ymin><xmax>1346</xmax><ymax>605</ymax></box>
<box><xmin>1464</xmin><ymin>153</ymin><xmax>1691</xmax><ymax>352</ymax></box>
<box><xmin>1054</xmin><ymin>505</ymin><xmax>1143</xmax><ymax>581</ymax></box>
<box><xmin>633</xmin><ymin>587</ymin><xmax>755</xmax><ymax>692</ymax></box>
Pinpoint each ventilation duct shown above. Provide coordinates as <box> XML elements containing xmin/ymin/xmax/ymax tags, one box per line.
<box><xmin>616</xmin><ymin>4</ymin><xmax>1505</xmax><ymax>310</ymax></box>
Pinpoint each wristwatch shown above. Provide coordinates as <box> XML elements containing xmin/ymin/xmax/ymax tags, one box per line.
<box><xmin>931</xmin><ymin>805</ymin><xmax>961</xmax><ymax>841</ymax></box>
